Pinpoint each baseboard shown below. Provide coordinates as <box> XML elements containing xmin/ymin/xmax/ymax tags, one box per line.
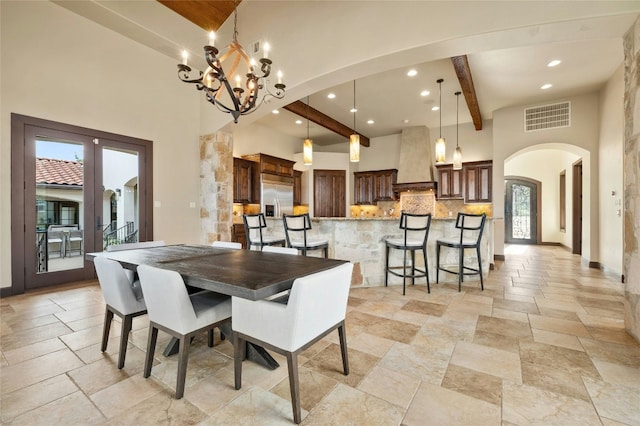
<box><xmin>0</xmin><ymin>287</ymin><xmax>13</xmax><ymax>298</ymax></box>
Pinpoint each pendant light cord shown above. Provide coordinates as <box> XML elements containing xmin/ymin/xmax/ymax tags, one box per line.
<box><xmin>437</xmin><ymin>79</ymin><xmax>443</xmax><ymax>138</ymax></box>
<box><xmin>353</xmin><ymin>80</ymin><xmax>356</xmax><ymax>133</ymax></box>
<box><xmin>307</xmin><ymin>96</ymin><xmax>310</xmax><ymax>139</ymax></box>
<box><xmin>456</xmin><ymin>91</ymin><xmax>460</xmax><ymax>147</ymax></box>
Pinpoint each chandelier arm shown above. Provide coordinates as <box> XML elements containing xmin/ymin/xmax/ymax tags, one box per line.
<box><xmin>177</xmin><ymin>65</ymin><xmax>205</xmax><ymax>85</ymax></box>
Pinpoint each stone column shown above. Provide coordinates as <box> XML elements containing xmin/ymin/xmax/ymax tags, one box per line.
<box><xmin>200</xmin><ymin>131</ymin><xmax>233</xmax><ymax>244</ymax></box>
<box><xmin>623</xmin><ymin>17</ymin><xmax>640</xmax><ymax>342</ymax></box>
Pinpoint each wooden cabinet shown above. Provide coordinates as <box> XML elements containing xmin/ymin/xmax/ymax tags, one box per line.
<box><xmin>233</xmin><ymin>158</ymin><xmax>255</xmax><ymax>204</ymax></box>
<box><xmin>437</xmin><ymin>161</ymin><xmax>492</xmax><ymax>202</ymax></box>
<box><xmin>243</xmin><ymin>153</ymin><xmax>295</xmax><ymax>177</ymax></box>
<box><xmin>354</xmin><ymin>172</ymin><xmax>374</xmax><ymax>205</ymax></box>
<box><xmin>464</xmin><ymin>160</ymin><xmax>492</xmax><ymax>203</ymax></box>
<box><xmin>436</xmin><ymin>164</ymin><xmax>464</xmax><ymax>199</ymax></box>
<box><xmin>293</xmin><ymin>170</ymin><xmax>302</xmax><ymax>206</ymax></box>
<box><xmin>353</xmin><ymin>169</ymin><xmax>397</xmax><ymax>204</ymax></box>
<box><xmin>230</xmin><ymin>223</ymin><xmax>247</xmax><ymax>249</ymax></box>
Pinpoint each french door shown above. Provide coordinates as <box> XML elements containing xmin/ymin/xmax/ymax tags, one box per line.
<box><xmin>11</xmin><ymin>114</ymin><xmax>153</xmax><ymax>294</ymax></box>
<box><xmin>505</xmin><ymin>178</ymin><xmax>538</xmax><ymax>244</ymax></box>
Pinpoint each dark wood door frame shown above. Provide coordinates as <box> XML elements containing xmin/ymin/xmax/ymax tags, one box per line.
<box><xmin>504</xmin><ymin>176</ymin><xmax>541</xmax><ymax>244</ymax></box>
<box><xmin>572</xmin><ymin>161</ymin><xmax>583</xmax><ymax>255</ymax></box>
<box><xmin>9</xmin><ymin>113</ymin><xmax>153</xmax><ymax>296</ymax></box>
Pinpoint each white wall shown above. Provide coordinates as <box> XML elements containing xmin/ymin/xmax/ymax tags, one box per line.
<box><xmin>493</xmin><ymin>93</ymin><xmax>600</xmax><ymax>261</ymax></box>
<box><xmin>505</xmin><ymin>148</ymin><xmax>580</xmax><ymax>244</ymax></box>
<box><xmin>232</xmin><ymin>121</ymin><xmax>301</xmax><ymax>160</ymax></box>
<box><xmin>1</xmin><ymin>1</ymin><xmax>202</xmax><ymax>288</ymax></box>
<box><xmin>357</xmin><ymin>134</ymin><xmax>402</xmax><ymax>171</ymax></box>
<box><xmin>598</xmin><ymin>65</ymin><xmax>625</xmax><ymax>277</ymax></box>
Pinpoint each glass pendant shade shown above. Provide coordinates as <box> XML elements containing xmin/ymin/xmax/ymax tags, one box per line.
<box><xmin>435</xmin><ymin>137</ymin><xmax>446</xmax><ymax>164</ymax></box>
<box><xmin>303</xmin><ymin>138</ymin><xmax>313</xmax><ymax>165</ymax></box>
<box><xmin>453</xmin><ymin>146</ymin><xmax>463</xmax><ymax>170</ymax></box>
<box><xmin>350</xmin><ymin>134</ymin><xmax>360</xmax><ymax>162</ymax></box>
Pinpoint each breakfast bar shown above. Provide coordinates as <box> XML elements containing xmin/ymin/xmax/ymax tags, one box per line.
<box><xmin>264</xmin><ymin>217</ymin><xmax>493</xmax><ymax>287</ymax></box>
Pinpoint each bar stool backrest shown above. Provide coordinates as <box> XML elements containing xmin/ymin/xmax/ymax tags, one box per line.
<box><xmin>282</xmin><ymin>213</ymin><xmax>312</xmax><ymax>246</ymax></box>
<box><xmin>243</xmin><ymin>213</ymin><xmax>267</xmax><ymax>246</ymax></box>
<box><xmin>455</xmin><ymin>213</ymin><xmax>486</xmax><ymax>244</ymax></box>
<box><xmin>398</xmin><ymin>212</ymin><xmax>432</xmax><ymax>247</ymax></box>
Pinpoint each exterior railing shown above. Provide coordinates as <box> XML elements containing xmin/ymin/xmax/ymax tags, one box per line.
<box><xmin>103</xmin><ymin>221</ymin><xmax>137</xmax><ymax>249</ymax></box>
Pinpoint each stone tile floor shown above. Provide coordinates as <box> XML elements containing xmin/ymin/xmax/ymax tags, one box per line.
<box><xmin>1</xmin><ymin>245</ymin><xmax>639</xmax><ymax>425</ymax></box>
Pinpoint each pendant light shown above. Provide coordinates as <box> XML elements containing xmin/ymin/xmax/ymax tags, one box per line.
<box><xmin>434</xmin><ymin>78</ymin><xmax>446</xmax><ymax>164</ymax></box>
<box><xmin>453</xmin><ymin>91</ymin><xmax>463</xmax><ymax>170</ymax></box>
<box><xmin>303</xmin><ymin>96</ymin><xmax>313</xmax><ymax>165</ymax></box>
<box><xmin>350</xmin><ymin>80</ymin><xmax>360</xmax><ymax>162</ymax></box>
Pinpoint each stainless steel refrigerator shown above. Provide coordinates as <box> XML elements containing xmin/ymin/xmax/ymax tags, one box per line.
<box><xmin>261</xmin><ymin>174</ymin><xmax>294</xmax><ymax>218</ymax></box>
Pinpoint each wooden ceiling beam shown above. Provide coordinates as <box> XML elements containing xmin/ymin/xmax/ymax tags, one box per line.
<box><xmin>451</xmin><ymin>55</ymin><xmax>483</xmax><ymax>131</ymax></box>
<box><xmin>157</xmin><ymin>1</ymin><xmax>238</xmax><ymax>32</ymax></box>
<box><xmin>283</xmin><ymin>101</ymin><xmax>370</xmax><ymax>147</ymax></box>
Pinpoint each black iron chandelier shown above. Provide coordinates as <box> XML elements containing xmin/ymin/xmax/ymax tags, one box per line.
<box><xmin>177</xmin><ymin>1</ymin><xmax>285</xmax><ymax>123</ymax></box>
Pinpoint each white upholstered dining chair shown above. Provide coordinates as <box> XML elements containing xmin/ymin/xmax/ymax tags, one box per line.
<box><xmin>106</xmin><ymin>240</ymin><xmax>166</xmax><ymax>282</ymax></box>
<box><xmin>232</xmin><ymin>262</ymin><xmax>354</xmax><ymax>424</ymax></box>
<box><xmin>137</xmin><ymin>265</ymin><xmax>232</xmax><ymax>399</ymax></box>
<box><xmin>261</xmin><ymin>245</ymin><xmax>299</xmax><ymax>255</ymax></box>
<box><xmin>94</xmin><ymin>256</ymin><xmax>147</xmax><ymax>369</ymax></box>
<box><xmin>211</xmin><ymin>241</ymin><xmax>242</xmax><ymax>249</ymax></box>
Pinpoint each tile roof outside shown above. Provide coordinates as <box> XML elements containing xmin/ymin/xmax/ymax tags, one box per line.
<box><xmin>36</xmin><ymin>157</ymin><xmax>83</xmax><ymax>186</ymax></box>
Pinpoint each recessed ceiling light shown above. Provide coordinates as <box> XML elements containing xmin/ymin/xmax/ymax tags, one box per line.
<box><xmin>420</xmin><ymin>90</ymin><xmax>430</xmax><ymax>97</ymax></box>
<box><xmin>432</xmin><ymin>106</ymin><xmax>440</xmax><ymax>111</ymax></box>
<box><xmin>295</xmin><ymin>120</ymin><xmax>302</xmax><ymax>125</ymax></box>
<box><xmin>407</xmin><ymin>69</ymin><xmax>418</xmax><ymax>77</ymax></box>
<box><xmin>327</xmin><ymin>93</ymin><xmax>336</xmax><ymax>99</ymax></box>
<box><xmin>367</xmin><ymin>120</ymin><xmax>374</xmax><ymax>124</ymax></box>
<box><xmin>403</xmin><ymin>119</ymin><xmax>410</xmax><ymax>124</ymax></box>
<box><xmin>272</xmin><ymin>109</ymin><xmax>279</xmax><ymax>114</ymax></box>
<box><xmin>350</xmin><ymin>108</ymin><xmax>357</xmax><ymax>113</ymax></box>
<box><xmin>547</xmin><ymin>60</ymin><xmax>561</xmax><ymax>67</ymax></box>
<box><xmin>540</xmin><ymin>83</ymin><xmax>553</xmax><ymax>90</ymax></box>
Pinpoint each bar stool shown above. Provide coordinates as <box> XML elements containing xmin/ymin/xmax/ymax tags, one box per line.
<box><xmin>436</xmin><ymin>212</ymin><xmax>486</xmax><ymax>292</ymax></box>
<box><xmin>282</xmin><ymin>213</ymin><xmax>329</xmax><ymax>257</ymax></box>
<box><xmin>385</xmin><ymin>212</ymin><xmax>432</xmax><ymax>295</ymax></box>
<box><xmin>243</xmin><ymin>213</ymin><xmax>285</xmax><ymax>250</ymax></box>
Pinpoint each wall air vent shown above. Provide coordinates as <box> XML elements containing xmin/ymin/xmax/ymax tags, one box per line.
<box><xmin>524</xmin><ymin>101</ymin><xmax>571</xmax><ymax>132</ymax></box>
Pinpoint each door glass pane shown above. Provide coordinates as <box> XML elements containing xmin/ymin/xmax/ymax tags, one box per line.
<box><xmin>35</xmin><ymin>139</ymin><xmax>84</xmax><ymax>273</ymax></box>
<box><xmin>102</xmin><ymin>147</ymin><xmax>139</xmax><ymax>249</ymax></box>
<box><xmin>511</xmin><ymin>184</ymin><xmax>531</xmax><ymax>239</ymax></box>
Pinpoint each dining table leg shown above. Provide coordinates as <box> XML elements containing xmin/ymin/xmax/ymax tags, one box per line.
<box><xmin>161</xmin><ymin>324</ymin><xmax>280</xmax><ymax>370</ymax></box>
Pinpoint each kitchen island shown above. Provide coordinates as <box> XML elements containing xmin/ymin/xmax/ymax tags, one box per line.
<box><xmin>265</xmin><ymin>217</ymin><xmax>493</xmax><ymax>287</ymax></box>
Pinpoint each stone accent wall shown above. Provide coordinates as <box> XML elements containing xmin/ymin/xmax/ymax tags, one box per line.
<box><xmin>200</xmin><ymin>132</ymin><xmax>233</xmax><ymax>244</ymax></box>
<box><xmin>624</xmin><ymin>17</ymin><xmax>640</xmax><ymax>342</ymax></box>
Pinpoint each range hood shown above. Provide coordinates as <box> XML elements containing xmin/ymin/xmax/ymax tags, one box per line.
<box><xmin>392</xmin><ymin>126</ymin><xmax>438</xmax><ymax>193</ymax></box>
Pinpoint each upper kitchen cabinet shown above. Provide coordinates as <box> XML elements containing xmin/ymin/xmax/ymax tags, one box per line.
<box><xmin>244</xmin><ymin>153</ymin><xmax>295</xmax><ymax>177</ymax></box>
<box><xmin>436</xmin><ymin>164</ymin><xmax>463</xmax><ymax>200</ymax></box>
<box><xmin>293</xmin><ymin>170</ymin><xmax>302</xmax><ymax>206</ymax></box>
<box><xmin>374</xmin><ymin>169</ymin><xmax>398</xmax><ymax>201</ymax></box>
<box><xmin>353</xmin><ymin>169</ymin><xmax>397</xmax><ymax>204</ymax></box>
<box><xmin>464</xmin><ymin>160</ymin><xmax>492</xmax><ymax>203</ymax></box>
<box><xmin>233</xmin><ymin>157</ymin><xmax>255</xmax><ymax>204</ymax></box>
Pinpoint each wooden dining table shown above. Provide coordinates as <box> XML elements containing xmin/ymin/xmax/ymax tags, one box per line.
<box><xmin>86</xmin><ymin>244</ymin><xmax>347</xmax><ymax>368</ymax></box>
